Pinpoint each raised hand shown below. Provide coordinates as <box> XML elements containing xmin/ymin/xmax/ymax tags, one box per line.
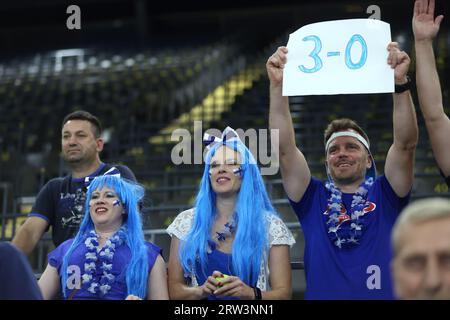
<box><xmin>413</xmin><ymin>0</ymin><xmax>444</xmax><ymax>41</ymax></box>
<box><xmin>266</xmin><ymin>46</ymin><xmax>288</xmax><ymax>86</ymax></box>
<box><xmin>387</xmin><ymin>42</ymin><xmax>411</xmax><ymax>84</ymax></box>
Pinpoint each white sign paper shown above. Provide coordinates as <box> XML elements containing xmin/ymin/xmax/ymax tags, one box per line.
<box><xmin>283</xmin><ymin>19</ymin><xmax>394</xmax><ymax>96</ymax></box>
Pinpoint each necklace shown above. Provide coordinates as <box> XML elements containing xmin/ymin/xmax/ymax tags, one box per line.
<box><xmin>206</xmin><ymin>215</ymin><xmax>236</xmax><ymax>254</ymax></box>
<box><xmin>214</xmin><ymin>216</ymin><xmax>236</xmax><ymax>242</ymax></box>
<box><xmin>80</xmin><ymin>226</ymin><xmax>127</xmax><ymax>296</ymax></box>
<box><xmin>324</xmin><ymin>178</ymin><xmax>374</xmax><ymax>249</ymax></box>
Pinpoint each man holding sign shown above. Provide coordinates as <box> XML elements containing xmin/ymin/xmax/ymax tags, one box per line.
<box><xmin>267</xmin><ymin>26</ymin><xmax>418</xmax><ymax>298</ymax></box>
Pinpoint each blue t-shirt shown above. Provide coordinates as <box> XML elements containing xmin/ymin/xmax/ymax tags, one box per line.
<box><xmin>289</xmin><ymin>175</ymin><xmax>409</xmax><ymax>300</ymax></box>
<box><xmin>48</xmin><ymin>238</ymin><xmax>161</xmax><ymax>300</ymax></box>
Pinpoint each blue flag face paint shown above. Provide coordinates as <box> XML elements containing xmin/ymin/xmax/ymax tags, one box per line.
<box><xmin>113</xmin><ymin>199</ymin><xmax>121</xmax><ymax>207</ymax></box>
<box><xmin>233</xmin><ymin>167</ymin><xmax>243</xmax><ymax>177</ymax></box>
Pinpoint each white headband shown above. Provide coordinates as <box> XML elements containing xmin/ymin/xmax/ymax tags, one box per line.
<box><xmin>325</xmin><ymin>131</ymin><xmax>370</xmax><ymax>152</ymax></box>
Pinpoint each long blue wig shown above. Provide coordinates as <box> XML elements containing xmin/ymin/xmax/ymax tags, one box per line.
<box><xmin>179</xmin><ymin>138</ymin><xmax>278</xmax><ymax>286</ymax></box>
<box><xmin>60</xmin><ymin>175</ymin><xmax>149</xmax><ymax>299</ymax></box>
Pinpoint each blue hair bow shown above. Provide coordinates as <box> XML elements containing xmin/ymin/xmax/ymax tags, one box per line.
<box><xmin>202</xmin><ymin>126</ymin><xmax>242</xmax><ymax>152</ymax></box>
<box><xmin>84</xmin><ymin>166</ymin><xmax>121</xmax><ymax>189</ymax></box>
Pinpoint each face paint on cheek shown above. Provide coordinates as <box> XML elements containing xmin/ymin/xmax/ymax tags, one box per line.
<box><xmin>233</xmin><ymin>167</ymin><xmax>243</xmax><ymax>177</ymax></box>
<box><xmin>113</xmin><ymin>199</ymin><xmax>121</xmax><ymax>207</ymax></box>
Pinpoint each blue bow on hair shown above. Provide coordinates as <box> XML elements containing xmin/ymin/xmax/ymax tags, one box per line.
<box><xmin>84</xmin><ymin>166</ymin><xmax>121</xmax><ymax>189</ymax></box>
<box><xmin>202</xmin><ymin>126</ymin><xmax>242</xmax><ymax>152</ymax></box>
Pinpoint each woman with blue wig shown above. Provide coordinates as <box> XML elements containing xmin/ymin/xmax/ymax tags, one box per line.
<box><xmin>38</xmin><ymin>175</ymin><xmax>168</xmax><ymax>300</ymax></box>
<box><xmin>167</xmin><ymin>127</ymin><xmax>295</xmax><ymax>299</ymax></box>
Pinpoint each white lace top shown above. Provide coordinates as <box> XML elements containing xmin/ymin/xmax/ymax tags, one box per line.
<box><xmin>166</xmin><ymin>208</ymin><xmax>295</xmax><ymax>291</ymax></box>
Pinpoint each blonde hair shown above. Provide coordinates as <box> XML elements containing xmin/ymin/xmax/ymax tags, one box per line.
<box><xmin>392</xmin><ymin>197</ymin><xmax>450</xmax><ymax>254</ymax></box>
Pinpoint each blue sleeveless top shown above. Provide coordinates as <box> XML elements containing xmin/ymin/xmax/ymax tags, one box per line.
<box><xmin>195</xmin><ymin>241</ymin><xmax>239</xmax><ymax>300</ymax></box>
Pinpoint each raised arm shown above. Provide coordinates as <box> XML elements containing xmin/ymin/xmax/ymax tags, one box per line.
<box><xmin>413</xmin><ymin>0</ymin><xmax>450</xmax><ymax>175</ymax></box>
<box><xmin>267</xmin><ymin>47</ymin><xmax>311</xmax><ymax>202</ymax></box>
<box><xmin>384</xmin><ymin>42</ymin><xmax>418</xmax><ymax>197</ymax></box>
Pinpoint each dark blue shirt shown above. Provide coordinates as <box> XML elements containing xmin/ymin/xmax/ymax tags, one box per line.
<box><xmin>0</xmin><ymin>242</ymin><xmax>43</xmax><ymax>299</ymax></box>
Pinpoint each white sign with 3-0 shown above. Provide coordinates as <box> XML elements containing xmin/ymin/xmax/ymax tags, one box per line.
<box><xmin>283</xmin><ymin>19</ymin><xmax>394</xmax><ymax>96</ymax></box>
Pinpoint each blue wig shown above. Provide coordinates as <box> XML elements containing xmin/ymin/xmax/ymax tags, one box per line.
<box><xmin>179</xmin><ymin>137</ymin><xmax>278</xmax><ymax>286</ymax></box>
<box><xmin>60</xmin><ymin>175</ymin><xmax>149</xmax><ymax>299</ymax></box>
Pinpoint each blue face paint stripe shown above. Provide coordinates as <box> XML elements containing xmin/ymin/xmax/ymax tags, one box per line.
<box><xmin>233</xmin><ymin>167</ymin><xmax>243</xmax><ymax>177</ymax></box>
